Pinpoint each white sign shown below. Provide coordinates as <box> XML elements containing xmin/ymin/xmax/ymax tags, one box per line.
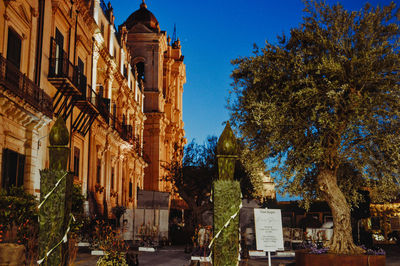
<box><xmin>254</xmin><ymin>208</ymin><xmax>284</xmax><ymax>252</ymax></box>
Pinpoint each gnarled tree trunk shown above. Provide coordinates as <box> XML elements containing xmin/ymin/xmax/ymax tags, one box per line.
<box><xmin>317</xmin><ymin>168</ymin><xmax>364</xmax><ymax>254</ymax></box>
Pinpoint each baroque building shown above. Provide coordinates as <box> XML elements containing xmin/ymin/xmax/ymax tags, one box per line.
<box><xmin>121</xmin><ymin>1</ymin><xmax>186</xmax><ymax>192</ymax></box>
<box><xmin>0</xmin><ymin>0</ymin><xmax>185</xmax><ymax>234</ymax></box>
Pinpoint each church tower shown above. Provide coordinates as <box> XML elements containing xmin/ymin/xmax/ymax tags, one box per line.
<box><xmin>121</xmin><ymin>1</ymin><xmax>186</xmax><ymax>192</ymax></box>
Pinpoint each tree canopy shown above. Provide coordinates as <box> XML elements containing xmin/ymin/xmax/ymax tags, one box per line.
<box><xmin>164</xmin><ymin>136</ymin><xmax>266</xmax><ymax>233</ymax></box>
<box><xmin>230</xmin><ymin>0</ymin><xmax>399</xmax><ymax>254</ymax></box>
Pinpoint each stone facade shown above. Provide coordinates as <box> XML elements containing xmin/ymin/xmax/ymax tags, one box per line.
<box><xmin>0</xmin><ymin>0</ymin><xmax>184</xmax><ymax>220</ymax></box>
<box><xmin>122</xmin><ymin>1</ymin><xmax>186</xmax><ymax>192</ymax></box>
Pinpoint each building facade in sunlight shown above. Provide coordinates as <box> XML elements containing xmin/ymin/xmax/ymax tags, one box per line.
<box><xmin>121</xmin><ymin>1</ymin><xmax>186</xmax><ymax>192</ymax></box>
<box><xmin>0</xmin><ymin>0</ymin><xmax>185</xmax><ymax>222</ymax></box>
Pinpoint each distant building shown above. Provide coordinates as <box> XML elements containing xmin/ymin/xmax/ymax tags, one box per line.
<box><xmin>0</xmin><ymin>0</ymin><xmax>185</xmax><ymax>223</ymax></box>
<box><xmin>261</xmin><ymin>173</ymin><xmax>276</xmax><ymax>199</ymax></box>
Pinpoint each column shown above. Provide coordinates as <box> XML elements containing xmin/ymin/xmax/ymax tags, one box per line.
<box><xmin>92</xmin><ymin>44</ymin><xmax>100</xmax><ymax>95</ymax></box>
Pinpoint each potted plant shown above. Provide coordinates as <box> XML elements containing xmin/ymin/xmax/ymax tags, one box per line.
<box><xmin>91</xmin><ymin>220</ymin><xmax>128</xmax><ymax>265</ymax></box>
<box><xmin>295</xmin><ymin>242</ymin><xmax>386</xmax><ymax>266</ymax></box>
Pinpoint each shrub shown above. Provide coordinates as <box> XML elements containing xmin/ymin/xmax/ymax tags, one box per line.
<box><xmin>0</xmin><ymin>186</ymin><xmax>38</xmax><ymax>245</ymax></box>
<box><xmin>92</xmin><ymin>220</ymin><xmax>128</xmax><ymax>265</ymax></box>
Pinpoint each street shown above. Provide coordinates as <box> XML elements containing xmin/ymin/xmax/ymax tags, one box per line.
<box><xmin>74</xmin><ymin>245</ymin><xmax>400</xmax><ymax>266</ymax></box>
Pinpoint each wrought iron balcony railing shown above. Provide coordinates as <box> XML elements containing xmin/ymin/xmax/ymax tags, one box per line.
<box><xmin>0</xmin><ymin>54</ymin><xmax>53</xmax><ymax>117</ymax></box>
<box><xmin>110</xmin><ymin>109</ymin><xmax>134</xmax><ymax>143</ymax></box>
<box><xmin>48</xmin><ymin>38</ymin><xmax>87</xmax><ymax>96</ymax></box>
<box><xmin>87</xmin><ymin>88</ymin><xmax>110</xmax><ymax>123</ymax></box>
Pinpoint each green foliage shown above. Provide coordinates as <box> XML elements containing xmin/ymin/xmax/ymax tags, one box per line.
<box><xmin>92</xmin><ymin>221</ymin><xmax>128</xmax><ymax>266</ymax></box>
<box><xmin>163</xmin><ymin>137</ymin><xmax>219</xmax><ymax>230</ymax></box>
<box><xmin>237</xmin><ymin>145</ymin><xmax>267</xmax><ymax>200</ymax></box>
<box><xmin>213</xmin><ymin>180</ymin><xmax>241</xmax><ymax>266</ymax></box>
<box><xmin>0</xmin><ymin>186</ymin><xmax>38</xmax><ymax>245</ymax></box>
<box><xmin>70</xmin><ymin>184</ymin><xmax>86</xmax><ymax>236</ymax></box>
<box><xmin>230</xmin><ymin>0</ymin><xmax>400</xmax><ymax>207</ymax></box>
<box><xmin>71</xmin><ymin>183</ymin><xmax>85</xmax><ymax>215</ymax></box>
<box><xmin>96</xmin><ymin>252</ymin><xmax>128</xmax><ymax>266</ymax></box>
<box><xmin>164</xmin><ymin>136</ymin><xmax>258</xmax><ymax>231</ymax></box>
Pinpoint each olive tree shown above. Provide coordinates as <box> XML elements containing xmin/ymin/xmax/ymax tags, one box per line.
<box><xmin>230</xmin><ymin>0</ymin><xmax>399</xmax><ymax>254</ymax></box>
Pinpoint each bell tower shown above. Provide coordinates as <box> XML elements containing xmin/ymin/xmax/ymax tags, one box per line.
<box><xmin>122</xmin><ymin>1</ymin><xmax>186</xmax><ymax>192</ymax></box>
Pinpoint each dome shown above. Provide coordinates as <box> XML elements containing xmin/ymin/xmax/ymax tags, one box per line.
<box><xmin>122</xmin><ymin>0</ymin><xmax>160</xmax><ymax>33</ymax></box>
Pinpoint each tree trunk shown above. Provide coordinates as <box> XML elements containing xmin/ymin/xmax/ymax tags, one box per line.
<box><xmin>317</xmin><ymin>168</ymin><xmax>364</xmax><ymax>254</ymax></box>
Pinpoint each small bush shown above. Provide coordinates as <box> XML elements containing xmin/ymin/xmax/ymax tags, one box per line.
<box><xmin>0</xmin><ymin>186</ymin><xmax>38</xmax><ymax>245</ymax></box>
<box><xmin>92</xmin><ymin>220</ymin><xmax>128</xmax><ymax>265</ymax></box>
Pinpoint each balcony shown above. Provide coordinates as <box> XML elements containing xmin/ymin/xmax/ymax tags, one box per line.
<box><xmin>123</xmin><ymin>124</ymin><xmax>133</xmax><ymax>142</ymax></box>
<box><xmin>48</xmin><ymin>38</ymin><xmax>87</xmax><ymax>97</ymax></box>
<box><xmin>110</xmin><ymin>106</ymin><xmax>134</xmax><ymax>143</ymax></box>
<box><xmin>97</xmin><ymin>97</ymin><xmax>110</xmax><ymax>124</ymax></box>
<box><xmin>0</xmin><ymin>54</ymin><xmax>53</xmax><ymax>117</ymax></box>
<box><xmin>72</xmin><ymin>85</ymin><xmax>99</xmax><ymax>135</ymax></box>
<box><xmin>86</xmin><ymin>88</ymin><xmax>110</xmax><ymax>123</ymax></box>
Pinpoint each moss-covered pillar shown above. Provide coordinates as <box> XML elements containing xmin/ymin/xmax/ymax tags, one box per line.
<box><xmin>39</xmin><ymin>117</ymin><xmax>73</xmax><ymax>265</ymax></box>
<box><xmin>213</xmin><ymin>122</ymin><xmax>241</xmax><ymax>266</ymax></box>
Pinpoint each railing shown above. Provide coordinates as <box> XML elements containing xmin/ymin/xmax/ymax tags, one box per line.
<box><xmin>87</xmin><ymin>88</ymin><xmax>110</xmax><ymax>123</ymax></box>
<box><xmin>121</xmin><ymin>124</ymin><xmax>133</xmax><ymax>142</ymax></box>
<box><xmin>48</xmin><ymin>38</ymin><xmax>87</xmax><ymax>96</ymax></box>
<box><xmin>0</xmin><ymin>54</ymin><xmax>53</xmax><ymax>117</ymax></box>
<box><xmin>86</xmin><ymin>87</ymin><xmax>135</xmax><ymax>142</ymax></box>
<box><xmin>98</xmin><ymin>97</ymin><xmax>110</xmax><ymax>123</ymax></box>
<box><xmin>109</xmin><ymin>108</ymin><xmax>134</xmax><ymax>142</ymax></box>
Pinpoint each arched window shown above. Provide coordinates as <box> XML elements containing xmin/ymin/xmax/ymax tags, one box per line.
<box><xmin>136</xmin><ymin>62</ymin><xmax>144</xmax><ymax>82</ymax></box>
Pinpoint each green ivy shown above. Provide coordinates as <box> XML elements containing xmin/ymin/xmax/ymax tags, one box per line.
<box><xmin>213</xmin><ymin>179</ymin><xmax>241</xmax><ymax>266</ymax></box>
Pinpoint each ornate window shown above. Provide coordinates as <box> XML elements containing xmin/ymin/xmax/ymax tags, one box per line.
<box><xmin>136</xmin><ymin>62</ymin><xmax>144</xmax><ymax>82</ymax></box>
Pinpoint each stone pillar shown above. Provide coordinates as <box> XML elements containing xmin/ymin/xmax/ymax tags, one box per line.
<box><xmin>105</xmin><ymin>67</ymin><xmax>114</xmax><ymax>105</ymax></box>
<box><xmin>92</xmin><ymin>44</ymin><xmax>100</xmax><ymax>95</ymax></box>
<box><xmin>23</xmin><ymin>126</ymin><xmax>38</xmax><ymax>194</ymax></box>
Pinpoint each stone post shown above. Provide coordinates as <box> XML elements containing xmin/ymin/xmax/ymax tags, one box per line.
<box><xmin>213</xmin><ymin>122</ymin><xmax>241</xmax><ymax>265</ymax></box>
<box><xmin>39</xmin><ymin>117</ymin><xmax>73</xmax><ymax>265</ymax></box>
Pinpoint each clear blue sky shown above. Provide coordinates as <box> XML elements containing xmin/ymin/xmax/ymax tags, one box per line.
<box><xmin>112</xmin><ymin>0</ymin><xmax>395</xmax><ymax>145</ymax></box>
